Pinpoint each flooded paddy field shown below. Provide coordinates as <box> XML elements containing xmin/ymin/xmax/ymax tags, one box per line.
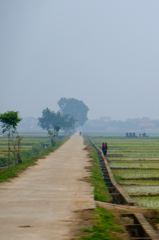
<box><xmin>89</xmin><ymin>134</ymin><xmax>159</xmax><ymax>208</ymax></box>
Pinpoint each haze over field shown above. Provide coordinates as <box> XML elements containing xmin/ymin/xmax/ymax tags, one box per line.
<box><xmin>1</xmin><ymin>1</ymin><xmax>159</xmax><ymax>120</ymax></box>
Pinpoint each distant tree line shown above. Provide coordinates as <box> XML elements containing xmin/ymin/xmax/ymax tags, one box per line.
<box><xmin>83</xmin><ymin>117</ymin><xmax>159</xmax><ymax>133</ymax></box>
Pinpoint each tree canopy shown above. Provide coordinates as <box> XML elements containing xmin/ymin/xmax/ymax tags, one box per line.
<box><xmin>0</xmin><ymin>111</ymin><xmax>22</xmax><ymax>133</ymax></box>
<box><xmin>57</xmin><ymin>98</ymin><xmax>89</xmax><ymax>126</ymax></box>
<box><xmin>38</xmin><ymin>108</ymin><xmax>76</xmax><ymax>133</ymax></box>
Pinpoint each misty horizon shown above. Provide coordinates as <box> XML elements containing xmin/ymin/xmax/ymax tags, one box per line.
<box><xmin>18</xmin><ymin>115</ymin><xmax>159</xmax><ymax>122</ymax></box>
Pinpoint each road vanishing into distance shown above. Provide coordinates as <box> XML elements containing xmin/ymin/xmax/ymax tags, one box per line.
<box><xmin>0</xmin><ymin>133</ymin><xmax>95</xmax><ymax>240</ymax></box>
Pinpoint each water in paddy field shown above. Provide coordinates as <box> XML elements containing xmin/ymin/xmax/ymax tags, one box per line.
<box><xmin>132</xmin><ymin>196</ymin><xmax>159</xmax><ymax>208</ymax></box>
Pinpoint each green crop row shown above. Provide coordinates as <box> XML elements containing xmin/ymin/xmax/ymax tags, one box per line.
<box><xmin>109</xmin><ymin>161</ymin><xmax>159</xmax><ymax>169</ymax></box>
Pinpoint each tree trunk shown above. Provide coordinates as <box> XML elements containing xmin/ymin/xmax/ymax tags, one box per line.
<box><xmin>7</xmin><ymin>128</ymin><xmax>11</xmax><ymax>169</ymax></box>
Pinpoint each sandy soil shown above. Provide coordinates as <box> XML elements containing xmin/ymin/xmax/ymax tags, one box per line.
<box><xmin>0</xmin><ymin>133</ymin><xmax>95</xmax><ymax>240</ymax></box>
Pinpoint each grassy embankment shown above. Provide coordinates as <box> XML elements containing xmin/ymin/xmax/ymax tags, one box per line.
<box><xmin>85</xmin><ymin>138</ymin><xmax>112</xmax><ymax>202</ymax></box>
<box><xmin>0</xmin><ymin>135</ymin><xmax>69</xmax><ymax>183</ymax></box>
<box><xmin>77</xmin><ymin>138</ymin><xmax>128</xmax><ymax>240</ymax></box>
<box><xmin>79</xmin><ymin>206</ymin><xmax>125</xmax><ymax>240</ymax></box>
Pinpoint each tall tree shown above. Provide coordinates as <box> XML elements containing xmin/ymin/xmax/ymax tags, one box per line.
<box><xmin>57</xmin><ymin>98</ymin><xmax>89</xmax><ymax>126</ymax></box>
<box><xmin>38</xmin><ymin>108</ymin><xmax>76</xmax><ymax>144</ymax></box>
<box><xmin>0</xmin><ymin>111</ymin><xmax>22</xmax><ymax>167</ymax></box>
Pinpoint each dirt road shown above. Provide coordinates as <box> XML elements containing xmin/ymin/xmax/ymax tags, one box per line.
<box><xmin>0</xmin><ymin>134</ymin><xmax>95</xmax><ymax>240</ymax></box>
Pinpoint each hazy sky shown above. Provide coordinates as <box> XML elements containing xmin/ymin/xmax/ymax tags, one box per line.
<box><xmin>1</xmin><ymin>1</ymin><xmax>159</xmax><ymax>120</ymax></box>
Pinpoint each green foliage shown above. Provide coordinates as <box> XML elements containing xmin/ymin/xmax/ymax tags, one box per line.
<box><xmin>38</xmin><ymin>108</ymin><xmax>50</xmax><ymax>131</ymax></box>
<box><xmin>54</xmin><ymin>125</ymin><xmax>61</xmax><ymax>136</ymax></box>
<box><xmin>0</xmin><ymin>111</ymin><xmax>22</xmax><ymax>133</ymax></box>
<box><xmin>38</xmin><ymin>108</ymin><xmax>76</xmax><ymax>133</ymax></box>
<box><xmin>0</xmin><ymin>111</ymin><xmax>22</xmax><ymax>167</ymax></box>
<box><xmin>0</xmin><ymin>157</ymin><xmax>8</xmax><ymax>167</ymax></box>
<box><xmin>10</xmin><ymin>133</ymin><xmax>23</xmax><ymax>164</ymax></box>
<box><xmin>48</xmin><ymin>130</ymin><xmax>56</xmax><ymax>146</ymax></box>
<box><xmin>31</xmin><ymin>142</ymin><xmax>45</xmax><ymax>154</ymax></box>
<box><xmin>51</xmin><ymin>138</ymin><xmax>56</xmax><ymax>147</ymax></box>
<box><xmin>79</xmin><ymin>207</ymin><xmax>124</xmax><ymax>240</ymax></box>
<box><xmin>58</xmin><ymin>97</ymin><xmax>89</xmax><ymax>126</ymax></box>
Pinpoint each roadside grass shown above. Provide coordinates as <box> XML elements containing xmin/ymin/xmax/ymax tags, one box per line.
<box><xmin>76</xmin><ymin>139</ymin><xmax>129</xmax><ymax>240</ymax></box>
<box><xmin>85</xmin><ymin>139</ymin><xmax>112</xmax><ymax>202</ymax></box>
<box><xmin>0</xmin><ymin>137</ymin><xmax>69</xmax><ymax>183</ymax></box>
<box><xmin>78</xmin><ymin>206</ymin><xmax>125</xmax><ymax>240</ymax></box>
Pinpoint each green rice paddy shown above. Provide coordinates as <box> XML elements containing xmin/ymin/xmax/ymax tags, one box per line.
<box><xmin>91</xmin><ymin>134</ymin><xmax>159</xmax><ymax>208</ymax></box>
<box><xmin>132</xmin><ymin>196</ymin><xmax>159</xmax><ymax>208</ymax></box>
<box><xmin>0</xmin><ymin>133</ymin><xmax>50</xmax><ymax>166</ymax></box>
<box><xmin>112</xmin><ymin>169</ymin><xmax>159</xmax><ymax>178</ymax></box>
<box><xmin>109</xmin><ymin>161</ymin><xmax>159</xmax><ymax>169</ymax></box>
<box><xmin>0</xmin><ymin>135</ymin><xmax>49</xmax><ymax>158</ymax></box>
<box><xmin>123</xmin><ymin>185</ymin><xmax>159</xmax><ymax>195</ymax></box>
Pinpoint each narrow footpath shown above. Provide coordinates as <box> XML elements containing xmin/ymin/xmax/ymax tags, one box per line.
<box><xmin>0</xmin><ymin>134</ymin><xmax>95</xmax><ymax>240</ymax></box>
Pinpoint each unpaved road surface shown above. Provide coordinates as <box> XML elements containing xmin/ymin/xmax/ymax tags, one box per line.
<box><xmin>0</xmin><ymin>134</ymin><xmax>95</xmax><ymax>240</ymax></box>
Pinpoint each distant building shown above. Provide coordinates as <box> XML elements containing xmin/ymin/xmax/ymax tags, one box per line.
<box><xmin>125</xmin><ymin>132</ymin><xmax>136</xmax><ymax>137</ymax></box>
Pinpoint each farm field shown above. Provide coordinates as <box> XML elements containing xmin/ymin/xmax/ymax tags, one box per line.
<box><xmin>0</xmin><ymin>134</ymin><xmax>48</xmax><ymax>157</ymax></box>
<box><xmin>89</xmin><ymin>134</ymin><xmax>159</xmax><ymax>208</ymax></box>
<box><xmin>0</xmin><ymin>133</ymin><xmax>57</xmax><ymax>167</ymax></box>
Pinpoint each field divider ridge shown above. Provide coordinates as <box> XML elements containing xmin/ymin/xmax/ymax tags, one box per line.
<box><xmin>88</xmin><ymin>137</ymin><xmax>135</xmax><ymax>206</ymax></box>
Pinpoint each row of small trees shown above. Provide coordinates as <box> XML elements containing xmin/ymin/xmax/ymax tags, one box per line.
<box><xmin>0</xmin><ymin>98</ymin><xmax>89</xmax><ymax>167</ymax></box>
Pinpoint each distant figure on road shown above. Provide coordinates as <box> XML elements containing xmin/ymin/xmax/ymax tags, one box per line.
<box><xmin>79</xmin><ymin>131</ymin><xmax>81</xmax><ymax>136</ymax></box>
<box><xmin>102</xmin><ymin>142</ymin><xmax>108</xmax><ymax>158</ymax></box>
